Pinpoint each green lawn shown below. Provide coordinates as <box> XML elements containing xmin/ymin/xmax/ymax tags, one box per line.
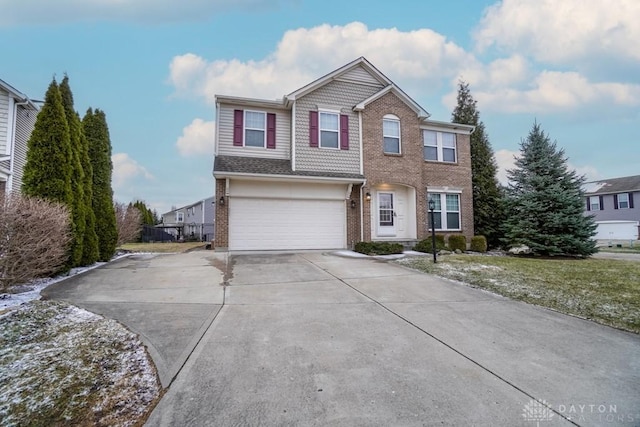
<box><xmin>401</xmin><ymin>255</ymin><xmax>640</xmax><ymax>333</ymax></box>
<box><xmin>119</xmin><ymin>241</ymin><xmax>206</xmax><ymax>253</ymax></box>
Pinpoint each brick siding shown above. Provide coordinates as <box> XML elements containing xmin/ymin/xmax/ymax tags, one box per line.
<box><xmin>360</xmin><ymin>92</ymin><xmax>474</xmax><ymax>243</ymax></box>
<box><xmin>214</xmin><ymin>178</ymin><xmax>229</xmax><ymax>249</ymax></box>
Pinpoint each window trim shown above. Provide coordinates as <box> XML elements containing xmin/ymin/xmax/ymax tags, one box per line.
<box><xmin>423</xmin><ymin>130</ymin><xmax>457</xmax><ymax>163</ymax></box>
<box><xmin>176</xmin><ymin>212</ymin><xmax>184</xmax><ymax>223</ymax></box>
<box><xmin>427</xmin><ymin>192</ymin><xmax>461</xmax><ymax>231</ymax></box>
<box><xmin>617</xmin><ymin>193</ymin><xmax>630</xmax><ymax>209</ymax></box>
<box><xmin>318</xmin><ymin>110</ymin><xmax>340</xmax><ymax>150</ymax></box>
<box><xmin>382</xmin><ymin>114</ymin><xmax>401</xmax><ymax>155</ymax></box>
<box><xmin>589</xmin><ymin>196</ymin><xmax>600</xmax><ymax>211</ymax></box>
<box><xmin>244</xmin><ymin>110</ymin><xmax>267</xmax><ymax>148</ymax></box>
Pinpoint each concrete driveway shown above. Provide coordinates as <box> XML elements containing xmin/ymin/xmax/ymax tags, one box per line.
<box><xmin>44</xmin><ymin>251</ymin><xmax>639</xmax><ymax>426</ymax></box>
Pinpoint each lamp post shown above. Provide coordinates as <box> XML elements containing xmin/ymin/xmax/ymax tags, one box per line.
<box><xmin>428</xmin><ymin>197</ymin><xmax>437</xmax><ymax>263</ymax></box>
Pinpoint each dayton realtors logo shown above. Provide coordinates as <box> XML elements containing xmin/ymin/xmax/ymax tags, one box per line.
<box><xmin>522</xmin><ymin>399</ymin><xmax>554</xmax><ymax>426</ymax></box>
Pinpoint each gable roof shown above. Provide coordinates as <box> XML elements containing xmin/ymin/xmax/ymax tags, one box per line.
<box><xmin>353</xmin><ymin>84</ymin><xmax>430</xmax><ymax>119</ymax></box>
<box><xmin>0</xmin><ymin>78</ymin><xmax>39</xmax><ymax>110</ymax></box>
<box><xmin>286</xmin><ymin>57</ymin><xmax>391</xmax><ymax>102</ymax></box>
<box><xmin>584</xmin><ymin>175</ymin><xmax>640</xmax><ymax>195</ymax></box>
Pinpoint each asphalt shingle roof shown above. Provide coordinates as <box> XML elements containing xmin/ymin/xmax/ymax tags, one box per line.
<box><xmin>583</xmin><ymin>175</ymin><xmax>640</xmax><ymax>195</ymax></box>
<box><xmin>213</xmin><ymin>155</ymin><xmax>365</xmax><ymax>180</ymax></box>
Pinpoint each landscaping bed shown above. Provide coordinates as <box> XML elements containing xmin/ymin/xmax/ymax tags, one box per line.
<box><xmin>400</xmin><ymin>254</ymin><xmax>640</xmax><ymax>333</ymax></box>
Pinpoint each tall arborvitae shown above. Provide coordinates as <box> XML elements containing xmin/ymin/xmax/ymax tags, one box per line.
<box><xmin>503</xmin><ymin>122</ymin><xmax>597</xmax><ymax>256</ymax></box>
<box><xmin>22</xmin><ymin>79</ymin><xmax>73</xmax><ymax>207</ymax></box>
<box><xmin>83</xmin><ymin>108</ymin><xmax>118</xmax><ymax>261</ymax></box>
<box><xmin>59</xmin><ymin>76</ymin><xmax>86</xmax><ymax>267</ymax></box>
<box><xmin>79</xmin><ymin>129</ymin><xmax>100</xmax><ymax>265</ymax></box>
<box><xmin>451</xmin><ymin>80</ymin><xmax>504</xmax><ymax>248</ymax></box>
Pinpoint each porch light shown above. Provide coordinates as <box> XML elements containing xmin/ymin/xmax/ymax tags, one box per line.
<box><xmin>365</xmin><ymin>192</ymin><xmax>371</xmax><ymax>201</ymax></box>
<box><xmin>219</xmin><ymin>196</ymin><xmax>225</xmax><ymax>206</ymax></box>
<box><xmin>350</xmin><ymin>199</ymin><xmax>356</xmax><ymax>209</ymax></box>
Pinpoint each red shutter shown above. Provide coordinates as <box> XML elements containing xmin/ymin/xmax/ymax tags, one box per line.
<box><xmin>599</xmin><ymin>195</ymin><xmax>604</xmax><ymax>210</ymax></box>
<box><xmin>586</xmin><ymin>198</ymin><xmax>590</xmax><ymax>211</ymax></box>
<box><xmin>340</xmin><ymin>114</ymin><xmax>349</xmax><ymax>150</ymax></box>
<box><xmin>309</xmin><ymin>111</ymin><xmax>318</xmax><ymax>147</ymax></box>
<box><xmin>629</xmin><ymin>193</ymin><xmax>634</xmax><ymax>209</ymax></box>
<box><xmin>614</xmin><ymin>194</ymin><xmax>619</xmax><ymax>209</ymax></box>
<box><xmin>266</xmin><ymin>113</ymin><xmax>276</xmax><ymax>149</ymax></box>
<box><xmin>233</xmin><ymin>110</ymin><xmax>243</xmax><ymax>146</ymax></box>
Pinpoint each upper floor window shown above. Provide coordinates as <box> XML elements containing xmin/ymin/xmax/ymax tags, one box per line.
<box><xmin>589</xmin><ymin>196</ymin><xmax>601</xmax><ymax>211</ymax></box>
<box><xmin>617</xmin><ymin>193</ymin><xmax>630</xmax><ymax>209</ymax></box>
<box><xmin>309</xmin><ymin>111</ymin><xmax>349</xmax><ymax>150</ymax></box>
<box><xmin>383</xmin><ymin>115</ymin><xmax>400</xmax><ymax>154</ymax></box>
<box><xmin>233</xmin><ymin>109</ymin><xmax>276</xmax><ymax>149</ymax></box>
<box><xmin>320</xmin><ymin>112</ymin><xmax>339</xmax><ymax>149</ymax></box>
<box><xmin>427</xmin><ymin>193</ymin><xmax>461</xmax><ymax>230</ymax></box>
<box><xmin>423</xmin><ymin>130</ymin><xmax>457</xmax><ymax>163</ymax></box>
<box><xmin>244</xmin><ymin>111</ymin><xmax>266</xmax><ymax>147</ymax></box>
<box><xmin>176</xmin><ymin>212</ymin><xmax>184</xmax><ymax>223</ymax></box>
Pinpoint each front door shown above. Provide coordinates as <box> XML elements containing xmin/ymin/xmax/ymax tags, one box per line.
<box><xmin>377</xmin><ymin>192</ymin><xmax>396</xmax><ymax>236</ymax></box>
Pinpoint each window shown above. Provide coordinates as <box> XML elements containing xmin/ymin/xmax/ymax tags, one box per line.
<box><xmin>378</xmin><ymin>193</ymin><xmax>394</xmax><ymax>226</ymax></box>
<box><xmin>176</xmin><ymin>212</ymin><xmax>184</xmax><ymax>223</ymax></box>
<box><xmin>320</xmin><ymin>112</ymin><xmax>339</xmax><ymax>149</ymax></box>
<box><xmin>589</xmin><ymin>196</ymin><xmax>600</xmax><ymax>211</ymax></box>
<box><xmin>383</xmin><ymin>116</ymin><xmax>400</xmax><ymax>154</ymax></box>
<box><xmin>427</xmin><ymin>193</ymin><xmax>460</xmax><ymax>230</ymax></box>
<box><xmin>617</xmin><ymin>193</ymin><xmax>629</xmax><ymax>209</ymax></box>
<box><xmin>423</xmin><ymin>130</ymin><xmax>457</xmax><ymax>162</ymax></box>
<box><xmin>244</xmin><ymin>111</ymin><xmax>266</xmax><ymax>147</ymax></box>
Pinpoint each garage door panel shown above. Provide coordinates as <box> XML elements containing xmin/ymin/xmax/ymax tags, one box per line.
<box><xmin>230</xmin><ymin>198</ymin><xmax>346</xmax><ymax>250</ymax></box>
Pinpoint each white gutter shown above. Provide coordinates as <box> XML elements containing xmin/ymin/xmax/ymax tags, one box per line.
<box><xmin>358</xmin><ymin>111</ymin><xmax>363</xmax><ymax>175</ymax></box>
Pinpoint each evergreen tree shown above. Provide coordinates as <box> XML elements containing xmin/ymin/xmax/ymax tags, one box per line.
<box><xmin>503</xmin><ymin>122</ymin><xmax>597</xmax><ymax>256</ymax></box>
<box><xmin>133</xmin><ymin>200</ymin><xmax>154</xmax><ymax>225</ymax></box>
<box><xmin>83</xmin><ymin>108</ymin><xmax>118</xmax><ymax>261</ymax></box>
<box><xmin>59</xmin><ymin>76</ymin><xmax>86</xmax><ymax>266</ymax></box>
<box><xmin>79</xmin><ymin>126</ymin><xmax>100</xmax><ymax>265</ymax></box>
<box><xmin>451</xmin><ymin>80</ymin><xmax>504</xmax><ymax>248</ymax></box>
<box><xmin>22</xmin><ymin>79</ymin><xmax>73</xmax><ymax>207</ymax></box>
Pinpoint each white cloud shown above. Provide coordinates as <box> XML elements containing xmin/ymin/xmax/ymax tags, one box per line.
<box><xmin>112</xmin><ymin>153</ymin><xmax>154</xmax><ymax>189</ymax></box>
<box><xmin>176</xmin><ymin>119</ymin><xmax>215</xmax><ymax>157</ymax></box>
<box><xmin>467</xmin><ymin>71</ymin><xmax>640</xmax><ymax>114</ymax></box>
<box><xmin>0</xmin><ymin>0</ymin><xmax>286</xmax><ymax>26</ymax></box>
<box><xmin>475</xmin><ymin>0</ymin><xmax>640</xmax><ymax>66</ymax></box>
<box><xmin>168</xmin><ymin>22</ymin><xmax>476</xmax><ymax>104</ymax></box>
<box><xmin>495</xmin><ymin>149</ymin><xmax>518</xmax><ymax>185</ymax></box>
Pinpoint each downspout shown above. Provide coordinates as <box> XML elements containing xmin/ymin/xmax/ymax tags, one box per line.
<box><xmin>291</xmin><ymin>102</ymin><xmax>296</xmax><ymax>171</ymax></box>
<box><xmin>8</xmin><ymin>97</ymin><xmax>32</xmax><ymax>193</ymax></box>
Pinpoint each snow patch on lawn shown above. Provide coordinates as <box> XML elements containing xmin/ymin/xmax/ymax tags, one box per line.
<box><xmin>0</xmin><ymin>300</ymin><xmax>160</xmax><ymax>425</ymax></box>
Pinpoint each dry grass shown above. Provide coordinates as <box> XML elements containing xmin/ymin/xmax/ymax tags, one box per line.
<box><xmin>119</xmin><ymin>242</ymin><xmax>206</xmax><ymax>253</ymax></box>
<box><xmin>0</xmin><ymin>300</ymin><xmax>161</xmax><ymax>426</ymax></box>
<box><xmin>400</xmin><ymin>255</ymin><xmax>640</xmax><ymax>333</ymax></box>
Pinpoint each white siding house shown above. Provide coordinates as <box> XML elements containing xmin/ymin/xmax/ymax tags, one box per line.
<box><xmin>0</xmin><ymin>79</ymin><xmax>39</xmax><ymax>196</ymax></box>
<box><xmin>161</xmin><ymin>196</ymin><xmax>215</xmax><ymax>241</ymax></box>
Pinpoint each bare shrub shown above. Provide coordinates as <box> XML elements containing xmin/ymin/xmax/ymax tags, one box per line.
<box><xmin>0</xmin><ymin>194</ymin><xmax>72</xmax><ymax>291</ymax></box>
<box><xmin>114</xmin><ymin>202</ymin><xmax>142</xmax><ymax>246</ymax></box>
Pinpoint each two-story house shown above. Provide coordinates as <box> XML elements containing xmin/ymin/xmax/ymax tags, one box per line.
<box><xmin>0</xmin><ymin>79</ymin><xmax>39</xmax><ymax>196</ymax></box>
<box><xmin>161</xmin><ymin>196</ymin><xmax>216</xmax><ymax>241</ymax></box>
<box><xmin>213</xmin><ymin>57</ymin><xmax>474</xmax><ymax>251</ymax></box>
<box><xmin>584</xmin><ymin>175</ymin><xmax>639</xmax><ymax>240</ymax></box>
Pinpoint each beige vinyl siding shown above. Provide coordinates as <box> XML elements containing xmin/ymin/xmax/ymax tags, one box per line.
<box><xmin>217</xmin><ymin>103</ymin><xmax>290</xmax><ymax>159</ymax></box>
<box><xmin>0</xmin><ymin>89</ymin><xmax>9</xmax><ymax>155</ymax></box>
<box><xmin>295</xmin><ymin>79</ymin><xmax>382</xmax><ymax>174</ymax></box>
<box><xmin>11</xmin><ymin>105</ymin><xmax>37</xmax><ymax>194</ymax></box>
<box><xmin>337</xmin><ymin>65</ymin><xmax>384</xmax><ymax>86</ymax></box>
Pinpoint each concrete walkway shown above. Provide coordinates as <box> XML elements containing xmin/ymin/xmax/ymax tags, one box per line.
<box><xmin>44</xmin><ymin>251</ymin><xmax>640</xmax><ymax>426</ymax></box>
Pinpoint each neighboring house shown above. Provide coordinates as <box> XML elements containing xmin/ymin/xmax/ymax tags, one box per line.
<box><xmin>161</xmin><ymin>196</ymin><xmax>215</xmax><ymax>241</ymax></box>
<box><xmin>0</xmin><ymin>79</ymin><xmax>39</xmax><ymax>196</ymax></box>
<box><xmin>213</xmin><ymin>57</ymin><xmax>474</xmax><ymax>251</ymax></box>
<box><xmin>584</xmin><ymin>175</ymin><xmax>639</xmax><ymax>240</ymax></box>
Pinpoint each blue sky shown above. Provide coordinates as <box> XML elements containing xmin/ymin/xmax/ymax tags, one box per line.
<box><xmin>1</xmin><ymin>0</ymin><xmax>638</xmax><ymax>214</ymax></box>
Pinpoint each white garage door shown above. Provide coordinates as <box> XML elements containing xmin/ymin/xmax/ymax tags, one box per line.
<box><xmin>595</xmin><ymin>221</ymin><xmax>639</xmax><ymax>240</ymax></box>
<box><xmin>229</xmin><ymin>197</ymin><xmax>346</xmax><ymax>250</ymax></box>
